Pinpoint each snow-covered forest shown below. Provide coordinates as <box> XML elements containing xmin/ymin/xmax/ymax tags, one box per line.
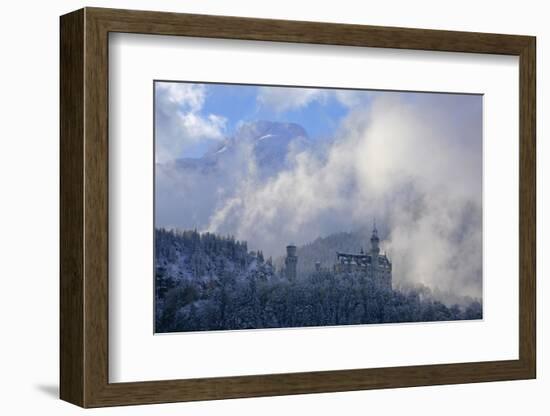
<box><xmin>155</xmin><ymin>228</ymin><xmax>482</xmax><ymax>333</ymax></box>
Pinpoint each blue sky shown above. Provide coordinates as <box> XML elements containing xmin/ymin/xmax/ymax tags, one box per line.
<box><xmin>154</xmin><ymin>81</ymin><xmax>376</xmax><ymax>159</ymax></box>
<box><xmin>199</xmin><ymin>83</ymin><xmax>351</xmax><ymax>139</ymax></box>
<box><xmin>154</xmin><ymin>81</ymin><xmax>478</xmax><ymax>161</ymax></box>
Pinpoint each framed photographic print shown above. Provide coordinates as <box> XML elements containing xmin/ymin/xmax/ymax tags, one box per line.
<box><xmin>60</xmin><ymin>7</ymin><xmax>536</xmax><ymax>408</ymax></box>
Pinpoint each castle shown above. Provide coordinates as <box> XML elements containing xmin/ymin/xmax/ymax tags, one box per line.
<box><xmin>284</xmin><ymin>225</ymin><xmax>393</xmax><ymax>290</ymax></box>
<box><xmin>334</xmin><ymin>225</ymin><xmax>392</xmax><ymax>290</ymax></box>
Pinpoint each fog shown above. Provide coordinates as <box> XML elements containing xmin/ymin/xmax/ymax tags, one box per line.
<box><xmin>156</xmin><ymin>92</ymin><xmax>482</xmax><ymax>299</ymax></box>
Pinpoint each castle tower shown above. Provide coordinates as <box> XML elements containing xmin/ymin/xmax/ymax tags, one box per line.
<box><xmin>285</xmin><ymin>244</ymin><xmax>298</xmax><ymax>280</ymax></box>
<box><xmin>370</xmin><ymin>223</ymin><xmax>380</xmax><ymax>256</ymax></box>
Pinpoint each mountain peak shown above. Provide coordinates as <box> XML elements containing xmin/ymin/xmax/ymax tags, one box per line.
<box><xmin>235</xmin><ymin>120</ymin><xmax>308</xmax><ymax>142</ymax></box>
<box><xmin>172</xmin><ymin>120</ymin><xmax>311</xmax><ymax>180</ymax></box>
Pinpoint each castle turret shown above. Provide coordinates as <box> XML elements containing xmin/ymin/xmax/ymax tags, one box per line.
<box><xmin>285</xmin><ymin>244</ymin><xmax>298</xmax><ymax>280</ymax></box>
<box><xmin>370</xmin><ymin>224</ymin><xmax>380</xmax><ymax>256</ymax></box>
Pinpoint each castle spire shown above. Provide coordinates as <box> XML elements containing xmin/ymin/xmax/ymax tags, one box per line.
<box><xmin>370</xmin><ymin>220</ymin><xmax>380</xmax><ymax>255</ymax></box>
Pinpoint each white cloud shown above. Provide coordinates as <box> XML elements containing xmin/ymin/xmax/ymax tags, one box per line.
<box><xmin>333</xmin><ymin>90</ymin><xmax>371</xmax><ymax>108</ymax></box>
<box><xmin>256</xmin><ymin>86</ymin><xmax>376</xmax><ymax>113</ymax></box>
<box><xmin>155</xmin><ymin>83</ymin><xmax>226</xmax><ymax>163</ymax></box>
<box><xmin>203</xmin><ymin>93</ymin><xmax>482</xmax><ymax>298</ymax></box>
<box><xmin>157</xmin><ymin>82</ymin><xmax>205</xmax><ymax>112</ymax></box>
<box><xmin>156</xmin><ymin>89</ymin><xmax>482</xmax><ymax>299</ymax></box>
<box><xmin>257</xmin><ymin>87</ymin><xmax>328</xmax><ymax>112</ymax></box>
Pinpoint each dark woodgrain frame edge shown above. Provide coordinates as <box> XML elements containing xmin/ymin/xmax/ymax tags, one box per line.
<box><xmin>60</xmin><ymin>7</ymin><xmax>536</xmax><ymax>408</ymax></box>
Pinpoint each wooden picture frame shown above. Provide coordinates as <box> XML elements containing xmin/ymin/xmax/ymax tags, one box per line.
<box><xmin>60</xmin><ymin>7</ymin><xmax>536</xmax><ymax>408</ymax></box>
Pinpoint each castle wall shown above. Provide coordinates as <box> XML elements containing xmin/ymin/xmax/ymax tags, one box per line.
<box><xmin>334</xmin><ymin>252</ymin><xmax>392</xmax><ymax>290</ymax></box>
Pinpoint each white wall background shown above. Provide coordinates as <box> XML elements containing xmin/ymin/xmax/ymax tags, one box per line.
<box><xmin>0</xmin><ymin>0</ymin><xmax>545</xmax><ymax>414</ymax></box>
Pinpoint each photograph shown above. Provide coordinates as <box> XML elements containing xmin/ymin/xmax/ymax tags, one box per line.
<box><xmin>154</xmin><ymin>81</ymin><xmax>483</xmax><ymax>333</ymax></box>
<box><xmin>51</xmin><ymin>4</ymin><xmax>538</xmax><ymax>410</ymax></box>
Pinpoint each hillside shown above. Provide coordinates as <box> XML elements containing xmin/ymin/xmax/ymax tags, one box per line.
<box><xmin>155</xmin><ymin>228</ymin><xmax>481</xmax><ymax>333</ymax></box>
<box><xmin>273</xmin><ymin>226</ymin><xmax>389</xmax><ymax>274</ymax></box>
